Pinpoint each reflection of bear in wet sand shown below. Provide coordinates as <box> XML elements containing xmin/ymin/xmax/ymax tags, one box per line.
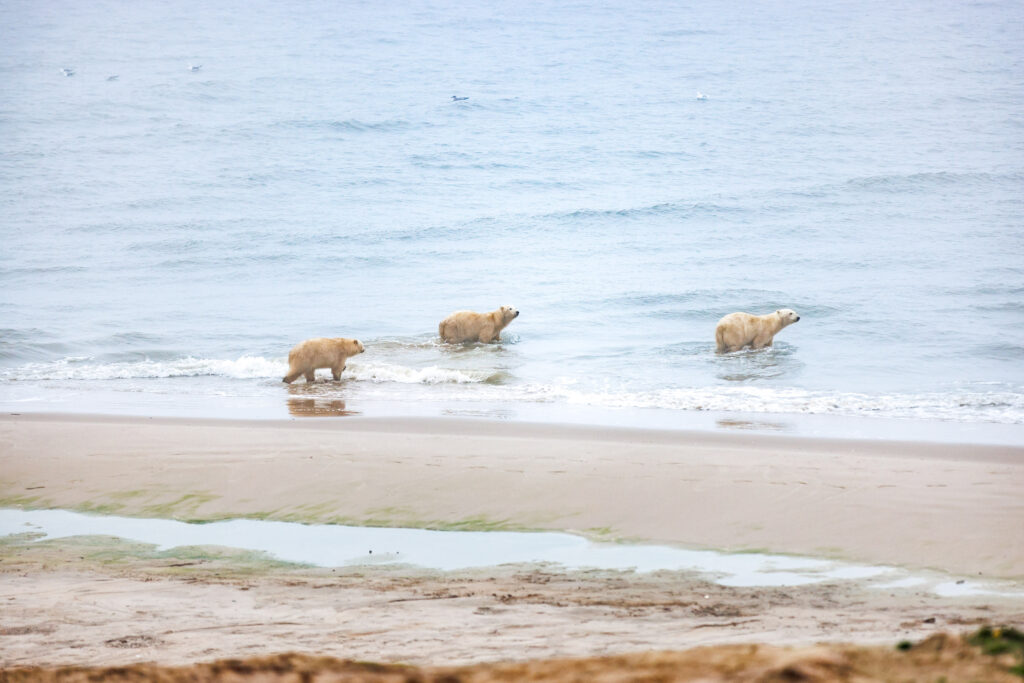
<box><xmin>715</xmin><ymin>309</ymin><xmax>800</xmax><ymax>353</ymax></box>
<box><xmin>439</xmin><ymin>306</ymin><xmax>519</xmax><ymax>343</ymax></box>
<box><xmin>287</xmin><ymin>398</ymin><xmax>356</xmax><ymax>417</ymax></box>
<box><xmin>283</xmin><ymin>337</ymin><xmax>365</xmax><ymax>383</ymax></box>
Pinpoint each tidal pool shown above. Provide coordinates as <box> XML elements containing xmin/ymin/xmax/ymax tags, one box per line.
<box><xmin>0</xmin><ymin>508</ymin><xmax>1016</xmax><ymax>596</ymax></box>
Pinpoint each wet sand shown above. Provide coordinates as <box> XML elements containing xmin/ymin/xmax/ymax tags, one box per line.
<box><xmin>1</xmin><ymin>413</ymin><xmax>1022</xmax><ymax>576</ymax></box>
<box><xmin>0</xmin><ymin>413</ymin><xmax>1022</xmax><ymax>672</ymax></box>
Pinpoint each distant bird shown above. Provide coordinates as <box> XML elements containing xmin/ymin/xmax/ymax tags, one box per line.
<box><xmin>451</xmin><ymin>95</ymin><xmax>468</xmax><ymax>101</ymax></box>
<box><xmin>189</xmin><ymin>64</ymin><xmax>202</xmax><ymax>72</ymax></box>
<box><xmin>696</xmin><ymin>91</ymin><xmax>708</xmax><ymax>100</ymax></box>
<box><xmin>60</xmin><ymin>67</ymin><xmax>74</xmax><ymax>77</ymax></box>
<box><xmin>106</xmin><ymin>75</ymin><xmax>119</xmax><ymax>81</ymax></box>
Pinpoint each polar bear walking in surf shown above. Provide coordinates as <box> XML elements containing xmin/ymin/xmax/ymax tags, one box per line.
<box><xmin>439</xmin><ymin>306</ymin><xmax>519</xmax><ymax>343</ymax></box>
<box><xmin>715</xmin><ymin>309</ymin><xmax>800</xmax><ymax>353</ymax></box>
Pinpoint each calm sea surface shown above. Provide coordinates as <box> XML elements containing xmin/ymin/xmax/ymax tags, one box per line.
<box><xmin>2</xmin><ymin>0</ymin><xmax>1023</xmax><ymax>439</ymax></box>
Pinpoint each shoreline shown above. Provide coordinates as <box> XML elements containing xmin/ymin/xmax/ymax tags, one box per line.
<box><xmin>5</xmin><ymin>395</ymin><xmax>1024</xmax><ymax>445</ymax></box>
<box><xmin>2</xmin><ymin>412</ymin><xmax>1022</xmax><ymax>578</ymax></box>
<box><xmin>4</xmin><ymin>409</ymin><xmax>1024</xmax><ymax>458</ymax></box>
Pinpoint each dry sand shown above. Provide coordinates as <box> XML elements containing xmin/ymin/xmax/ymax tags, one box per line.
<box><xmin>1</xmin><ymin>413</ymin><xmax>1022</xmax><ymax>675</ymax></box>
<box><xmin>6</xmin><ymin>639</ymin><xmax>1024</xmax><ymax>682</ymax></box>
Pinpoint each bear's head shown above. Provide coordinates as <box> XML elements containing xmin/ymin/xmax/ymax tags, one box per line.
<box><xmin>499</xmin><ymin>305</ymin><xmax>519</xmax><ymax>323</ymax></box>
<box><xmin>346</xmin><ymin>338</ymin><xmax>365</xmax><ymax>355</ymax></box>
<box><xmin>776</xmin><ymin>309</ymin><xmax>801</xmax><ymax>327</ymax></box>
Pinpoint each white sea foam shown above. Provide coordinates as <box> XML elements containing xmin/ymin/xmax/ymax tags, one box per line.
<box><xmin>3</xmin><ymin>356</ymin><xmax>1023</xmax><ymax>422</ymax></box>
<box><xmin>0</xmin><ymin>356</ymin><xmax>500</xmax><ymax>386</ymax></box>
<box><xmin>345</xmin><ymin>362</ymin><xmax>500</xmax><ymax>384</ymax></box>
<box><xmin>475</xmin><ymin>383</ymin><xmax>1024</xmax><ymax>424</ymax></box>
<box><xmin>0</xmin><ymin>356</ymin><xmax>285</xmax><ymax>381</ymax></box>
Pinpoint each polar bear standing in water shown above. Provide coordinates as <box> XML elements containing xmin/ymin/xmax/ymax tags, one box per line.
<box><xmin>439</xmin><ymin>306</ymin><xmax>519</xmax><ymax>343</ymax></box>
<box><xmin>715</xmin><ymin>309</ymin><xmax>800</xmax><ymax>353</ymax></box>
<box><xmin>283</xmin><ymin>337</ymin><xmax>365</xmax><ymax>383</ymax></box>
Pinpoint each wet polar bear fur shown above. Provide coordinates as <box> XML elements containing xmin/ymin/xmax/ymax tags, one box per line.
<box><xmin>283</xmin><ymin>337</ymin><xmax>365</xmax><ymax>383</ymax></box>
<box><xmin>715</xmin><ymin>309</ymin><xmax>800</xmax><ymax>353</ymax></box>
<box><xmin>439</xmin><ymin>305</ymin><xmax>519</xmax><ymax>343</ymax></box>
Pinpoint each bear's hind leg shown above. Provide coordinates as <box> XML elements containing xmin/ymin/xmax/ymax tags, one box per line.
<box><xmin>283</xmin><ymin>368</ymin><xmax>302</xmax><ymax>383</ymax></box>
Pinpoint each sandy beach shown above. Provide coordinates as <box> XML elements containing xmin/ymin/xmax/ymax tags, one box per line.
<box><xmin>1</xmin><ymin>413</ymin><xmax>1023</xmax><ymax>677</ymax></box>
<box><xmin>2</xmin><ymin>413</ymin><xmax>1022</xmax><ymax>575</ymax></box>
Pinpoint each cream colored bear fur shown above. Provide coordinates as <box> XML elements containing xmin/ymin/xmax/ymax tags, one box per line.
<box><xmin>438</xmin><ymin>305</ymin><xmax>519</xmax><ymax>343</ymax></box>
<box><xmin>282</xmin><ymin>337</ymin><xmax>365</xmax><ymax>383</ymax></box>
<box><xmin>715</xmin><ymin>309</ymin><xmax>800</xmax><ymax>353</ymax></box>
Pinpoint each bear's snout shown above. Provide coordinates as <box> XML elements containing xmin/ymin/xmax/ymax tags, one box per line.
<box><xmin>795</xmin><ymin>316</ymin><xmax>801</xmax><ymax>322</ymax></box>
<box><xmin>514</xmin><ymin>310</ymin><xmax>520</xmax><ymax>318</ymax></box>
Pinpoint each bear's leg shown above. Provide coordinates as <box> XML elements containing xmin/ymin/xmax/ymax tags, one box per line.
<box><xmin>477</xmin><ymin>326</ymin><xmax>496</xmax><ymax>343</ymax></box>
<box><xmin>331</xmin><ymin>364</ymin><xmax>345</xmax><ymax>381</ymax></box>
<box><xmin>283</xmin><ymin>369</ymin><xmax>302</xmax><ymax>384</ymax></box>
<box><xmin>304</xmin><ymin>370</ymin><xmax>316</xmax><ymax>383</ymax></box>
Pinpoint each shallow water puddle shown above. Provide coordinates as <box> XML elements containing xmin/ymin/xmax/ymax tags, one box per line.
<box><xmin>0</xmin><ymin>509</ymin><xmax>1016</xmax><ymax>595</ymax></box>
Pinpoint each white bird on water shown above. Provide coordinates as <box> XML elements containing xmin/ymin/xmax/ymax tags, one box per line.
<box><xmin>451</xmin><ymin>95</ymin><xmax>468</xmax><ymax>101</ymax></box>
<box><xmin>60</xmin><ymin>67</ymin><xmax>74</xmax><ymax>77</ymax></box>
<box><xmin>696</xmin><ymin>91</ymin><xmax>708</xmax><ymax>100</ymax></box>
<box><xmin>106</xmin><ymin>75</ymin><xmax>119</xmax><ymax>81</ymax></box>
<box><xmin>189</xmin><ymin>64</ymin><xmax>202</xmax><ymax>72</ymax></box>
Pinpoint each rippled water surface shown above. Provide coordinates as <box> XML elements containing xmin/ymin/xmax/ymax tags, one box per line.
<box><xmin>1</xmin><ymin>0</ymin><xmax>1023</xmax><ymax>433</ymax></box>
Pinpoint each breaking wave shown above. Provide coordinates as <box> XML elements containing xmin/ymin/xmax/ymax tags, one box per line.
<box><xmin>0</xmin><ymin>356</ymin><xmax>503</xmax><ymax>385</ymax></box>
<box><xmin>2</xmin><ymin>358</ymin><xmax>1022</xmax><ymax>423</ymax></box>
<box><xmin>345</xmin><ymin>362</ymin><xmax>505</xmax><ymax>384</ymax></box>
<box><xmin>0</xmin><ymin>356</ymin><xmax>284</xmax><ymax>381</ymax></box>
<box><xmin>492</xmin><ymin>384</ymin><xmax>1024</xmax><ymax>424</ymax></box>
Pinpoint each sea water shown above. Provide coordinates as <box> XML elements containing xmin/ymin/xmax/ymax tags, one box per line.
<box><xmin>2</xmin><ymin>0</ymin><xmax>1023</xmax><ymax>438</ymax></box>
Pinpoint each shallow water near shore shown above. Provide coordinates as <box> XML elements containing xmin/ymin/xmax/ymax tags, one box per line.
<box><xmin>1</xmin><ymin>0</ymin><xmax>1023</xmax><ymax>433</ymax></box>
<box><xmin>1</xmin><ymin>508</ymin><xmax>1019</xmax><ymax>597</ymax></box>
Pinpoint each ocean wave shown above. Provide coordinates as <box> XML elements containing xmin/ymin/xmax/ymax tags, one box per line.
<box><xmin>345</xmin><ymin>362</ymin><xmax>504</xmax><ymax>385</ymax></box>
<box><xmin>844</xmin><ymin>171</ymin><xmax>1024</xmax><ymax>194</ymax></box>
<box><xmin>502</xmin><ymin>384</ymin><xmax>1024</xmax><ymax>424</ymax></box>
<box><xmin>292</xmin><ymin>378</ymin><xmax>1024</xmax><ymax>425</ymax></box>
<box><xmin>0</xmin><ymin>355</ymin><xmax>284</xmax><ymax>381</ymax></box>
<box><xmin>274</xmin><ymin>118</ymin><xmax>420</xmax><ymax>133</ymax></box>
<box><xmin>409</xmin><ymin>154</ymin><xmax>525</xmax><ymax>171</ymax></box>
<box><xmin>2</xmin><ymin>356</ymin><xmax>1022</xmax><ymax>423</ymax></box>
<box><xmin>0</xmin><ymin>356</ymin><xmax>503</xmax><ymax>385</ymax></box>
<box><xmin>547</xmin><ymin>201</ymin><xmax>742</xmax><ymax>222</ymax></box>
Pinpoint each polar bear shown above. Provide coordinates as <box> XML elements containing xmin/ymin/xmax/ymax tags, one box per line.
<box><xmin>439</xmin><ymin>305</ymin><xmax>519</xmax><ymax>343</ymax></box>
<box><xmin>715</xmin><ymin>309</ymin><xmax>800</xmax><ymax>353</ymax></box>
<box><xmin>282</xmin><ymin>337</ymin><xmax>365</xmax><ymax>383</ymax></box>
